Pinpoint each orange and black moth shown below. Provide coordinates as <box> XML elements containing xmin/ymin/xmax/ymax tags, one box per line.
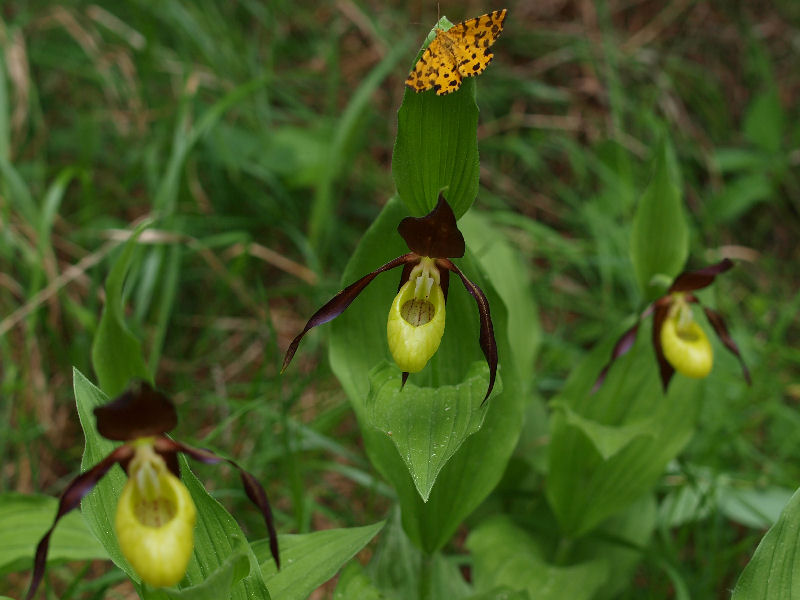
<box><xmin>405</xmin><ymin>9</ymin><xmax>507</xmax><ymax>95</ymax></box>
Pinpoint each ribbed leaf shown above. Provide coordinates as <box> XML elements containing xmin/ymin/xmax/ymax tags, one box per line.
<box><xmin>334</xmin><ymin>563</ymin><xmax>385</xmax><ymax>600</ymax></box>
<box><xmin>255</xmin><ymin>521</ymin><xmax>384</xmax><ymax>600</ymax></box>
<box><xmin>629</xmin><ymin>139</ymin><xmax>688</xmax><ymax>300</ymax></box>
<box><xmin>733</xmin><ymin>486</ymin><xmax>800</xmax><ymax>599</ymax></box>
<box><xmin>466</xmin><ymin>516</ymin><xmax>608</xmax><ymax>600</ymax></box>
<box><xmin>391</xmin><ymin>19</ymin><xmax>479</xmax><ymax>219</ymax></box>
<box><xmin>550</xmin><ymin>401</ymin><xmax>658</xmax><ymax>461</ymax></box>
<box><xmin>546</xmin><ymin>321</ymin><xmax>700</xmax><ymax>537</ymax></box>
<box><xmin>91</xmin><ymin>223</ymin><xmax>152</xmax><ymax>397</ymax></box>
<box><xmin>73</xmin><ymin>368</ymin><xmax>272</xmax><ymax>599</ymax></box>
<box><xmin>366</xmin><ymin>361</ymin><xmax>495</xmax><ymax>501</ymax></box>
<box><xmin>0</xmin><ymin>493</ymin><xmax>106</xmax><ymax>575</ymax></box>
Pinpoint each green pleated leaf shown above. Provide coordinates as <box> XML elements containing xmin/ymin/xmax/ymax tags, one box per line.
<box><xmin>629</xmin><ymin>139</ymin><xmax>689</xmax><ymax>300</ymax></box>
<box><xmin>719</xmin><ymin>485</ymin><xmax>794</xmax><ymax>529</ymax></box>
<box><xmin>255</xmin><ymin>521</ymin><xmax>384</xmax><ymax>600</ymax></box>
<box><xmin>328</xmin><ymin>198</ymin><xmax>530</xmax><ymax>553</ymax></box>
<box><xmin>366</xmin><ymin>361</ymin><xmax>495</xmax><ymax>502</ymax></box>
<box><xmin>0</xmin><ymin>493</ymin><xmax>107</xmax><ymax>575</ymax></box>
<box><xmin>73</xmin><ymin>368</ymin><xmax>272</xmax><ymax>599</ymax></box>
<box><xmin>466</xmin><ymin>516</ymin><xmax>608</xmax><ymax>600</ymax></box>
<box><xmin>550</xmin><ymin>401</ymin><xmax>658</xmax><ymax>461</ymax></box>
<box><xmin>743</xmin><ymin>86</ymin><xmax>784</xmax><ymax>154</ymax></box>
<box><xmin>546</xmin><ymin>321</ymin><xmax>701</xmax><ymax>537</ymax></box>
<box><xmin>91</xmin><ymin>222</ymin><xmax>152</xmax><ymax>397</ymax></box>
<box><xmin>391</xmin><ymin>18</ymin><xmax>479</xmax><ymax>219</ymax></box>
<box><xmin>367</xmin><ymin>509</ymin><xmax>473</xmax><ymax>600</ymax></box>
<box><xmin>572</xmin><ymin>494</ymin><xmax>657</xmax><ymax>600</ymax></box>
<box><xmin>732</xmin><ymin>485</ymin><xmax>800</xmax><ymax>599</ymax></box>
<box><xmin>334</xmin><ymin>562</ymin><xmax>385</xmax><ymax>600</ymax></box>
<box><xmin>159</xmin><ymin>544</ymin><xmax>249</xmax><ymax>600</ymax></box>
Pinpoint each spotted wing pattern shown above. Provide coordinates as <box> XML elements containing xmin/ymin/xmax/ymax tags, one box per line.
<box><xmin>405</xmin><ymin>9</ymin><xmax>507</xmax><ymax>96</ymax></box>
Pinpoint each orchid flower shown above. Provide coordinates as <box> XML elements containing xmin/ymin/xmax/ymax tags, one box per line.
<box><xmin>283</xmin><ymin>196</ymin><xmax>498</xmax><ymax>402</ymax></box>
<box><xmin>594</xmin><ymin>259</ymin><xmax>751</xmax><ymax>392</ymax></box>
<box><xmin>26</xmin><ymin>382</ymin><xmax>279</xmax><ymax>599</ymax></box>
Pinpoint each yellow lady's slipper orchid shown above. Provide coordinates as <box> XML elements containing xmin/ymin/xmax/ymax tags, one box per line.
<box><xmin>26</xmin><ymin>382</ymin><xmax>280</xmax><ymax>600</ymax></box>
<box><xmin>595</xmin><ymin>259</ymin><xmax>750</xmax><ymax>392</ymax></box>
<box><xmin>283</xmin><ymin>195</ymin><xmax>498</xmax><ymax>401</ymax></box>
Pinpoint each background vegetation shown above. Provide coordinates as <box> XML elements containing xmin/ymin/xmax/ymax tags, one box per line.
<box><xmin>1</xmin><ymin>0</ymin><xmax>798</xmax><ymax>598</ymax></box>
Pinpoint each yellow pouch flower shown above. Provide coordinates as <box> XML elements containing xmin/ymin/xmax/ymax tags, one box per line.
<box><xmin>659</xmin><ymin>314</ymin><xmax>713</xmax><ymax>379</ymax></box>
<box><xmin>387</xmin><ymin>277</ymin><xmax>446</xmax><ymax>373</ymax></box>
<box><xmin>116</xmin><ymin>443</ymin><xmax>197</xmax><ymax>587</ymax></box>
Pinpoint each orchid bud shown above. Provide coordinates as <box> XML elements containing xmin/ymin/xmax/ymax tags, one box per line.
<box><xmin>387</xmin><ymin>258</ymin><xmax>447</xmax><ymax>373</ymax></box>
<box><xmin>115</xmin><ymin>440</ymin><xmax>197</xmax><ymax>587</ymax></box>
<box><xmin>659</xmin><ymin>308</ymin><xmax>713</xmax><ymax>379</ymax></box>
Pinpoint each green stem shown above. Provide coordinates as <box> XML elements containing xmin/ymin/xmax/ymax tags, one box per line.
<box><xmin>554</xmin><ymin>537</ymin><xmax>574</xmax><ymax>566</ymax></box>
<box><xmin>419</xmin><ymin>553</ymin><xmax>434</xmax><ymax>600</ymax></box>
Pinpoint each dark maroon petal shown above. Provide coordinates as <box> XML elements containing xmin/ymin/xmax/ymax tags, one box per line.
<box><xmin>652</xmin><ymin>303</ymin><xmax>675</xmax><ymax>391</ymax></box>
<box><xmin>94</xmin><ymin>381</ymin><xmax>177</xmax><ymax>441</ymax></box>
<box><xmin>155</xmin><ymin>437</ymin><xmax>280</xmax><ymax>569</ymax></box>
<box><xmin>438</xmin><ymin>258</ymin><xmax>497</xmax><ymax>403</ymax></box>
<box><xmin>401</xmin><ymin>372</ymin><xmax>409</xmax><ymax>389</ymax></box>
<box><xmin>592</xmin><ymin>323</ymin><xmax>641</xmax><ymax>393</ymax></box>
<box><xmin>26</xmin><ymin>444</ymin><xmax>133</xmax><ymax>600</ymax></box>
<box><xmin>703</xmin><ymin>306</ymin><xmax>752</xmax><ymax>385</ymax></box>
<box><xmin>282</xmin><ymin>253</ymin><xmax>417</xmax><ymax>372</ymax></box>
<box><xmin>397</xmin><ymin>195</ymin><xmax>465</xmax><ymax>259</ymax></box>
<box><xmin>440</xmin><ymin>269</ymin><xmax>451</xmax><ymax>303</ymax></box>
<box><xmin>669</xmin><ymin>258</ymin><xmax>734</xmax><ymax>293</ymax></box>
<box><xmin>398</xmin><ymin>262</ymin><xmax>415</xmax><ymax>292</ymax></box>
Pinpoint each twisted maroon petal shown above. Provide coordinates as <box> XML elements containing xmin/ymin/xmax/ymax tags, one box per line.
<box><xmin>592</xmin><ymin>323</ymin><xmax>641</xmax><ymax>393</ymax></box>
<box><xmin>155</xmin><ymin>437</ymin><xmax>281</xmax><ymax>570</ymax></box>
<box><xmin>651</xmin><ymin>303</ymin><xmax>675</xmax><ymax>392</ymax></box>
<box><xmin>437</xmin><ymin>258</ymin><xmax>497</xmax><ymax>403</ymax></box>
<box><xmin>282</xmin><ymin>253</ymin><xmax>418</xmax><ymax>371</ymax></box>
<box><xmin>703</xmin><ymin>306</ymin><xmax>752</xmax><ymax>385</ymax></box>
<box><xmin>26</xmin><ymin>444</ymin><xmax>133</xmax><ymax>600</ymax></box>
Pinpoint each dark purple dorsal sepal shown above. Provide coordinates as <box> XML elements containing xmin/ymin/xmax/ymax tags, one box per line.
<box><xmin>397</xmin><ymin>195</ymin><xmax>465</xmax><ymax>259</ymax></box>
<box><xmin>94</xmin><ymin>381</ymin><xmax>178</xmax><ymax>441</ymax></box>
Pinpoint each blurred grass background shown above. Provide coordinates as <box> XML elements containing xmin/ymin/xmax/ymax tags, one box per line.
<box><xmin>0</xmin><ymin>0</ymin><xmax>798</xmax><ymax>598</ymax></box>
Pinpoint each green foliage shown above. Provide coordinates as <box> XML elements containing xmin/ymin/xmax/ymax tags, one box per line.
<box><xmin>257</xmin><ymin>522</ymin><xmax>385</xmax><ymax>599</ymax></box>
<box><xmin>0</xmin><ymin>493</ymin><xmax>107</xmax><ymax>576</ymax></box>
<box><xmin>629</xmin><ymin>139</ymin><xmax>688</xmax><ymax>300</ymax></box>
<box><xmin>366</xmin><ymin>361</ymin><xmax>495</xmax><ymax>501</ymax></box>
<box><xmin>546</xmin><ymin>323</ymin><xmax>700</xmax><ymax>537</ymax></box>
<box><xmin>74</xmin><ymin>368</ymin><xmax>273</xmax><ymax>599</ymax></box>
<box><xmin>392</xmin><ymin>19</ymin><xmax>480</xmax><ymax>219</ymax></box>
<box><xmin>91</xmin><ymin>223</ymin><xmax>153</xmax><ymax>397</ymax></box>
<box><xmin>733</xmin><ymin>486</ymin><xmax>800</xmax><ymax>599</ymax></box>
<box><xmin>2</xmin><ymin>1</ymin><xmax>797</xmax><ymax>598</ymax></box>
<box><xmin>466</xmin><ymin>516</ymin><xmax>608</xmax><ymax>600</ymax></box>
<box><xmin>329</xmin><ymin>198</ymin><xmax>535</xmax><ymax>552</ymax></box>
